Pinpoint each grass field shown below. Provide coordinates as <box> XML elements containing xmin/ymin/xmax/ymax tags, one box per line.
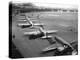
<box><xmin>12</xmin><ymin>11</ymin><xmax>78</xmax><ymax>58</ymax></box>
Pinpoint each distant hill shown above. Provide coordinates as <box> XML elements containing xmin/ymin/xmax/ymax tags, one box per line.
<box><xmin>10</xmin><ymin>2</ymin><xmax>78</xmax><ymax>14</ymax></box>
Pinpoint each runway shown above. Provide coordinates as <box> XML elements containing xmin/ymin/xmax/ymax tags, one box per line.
<box><xmin>12</xmin><ymin>11</ymin><xmax>78</xmax><ymax>58</ymax></box>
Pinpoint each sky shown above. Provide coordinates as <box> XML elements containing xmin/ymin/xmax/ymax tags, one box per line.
<box><xmin>32</xmin><ymin>2</ymin><xmax>78</xmax><ymax>9</ymax></box>
<box><xmin>12</xmin><ymin>0</ymin><xmax>78</xmax><ymax>9</ymax></box>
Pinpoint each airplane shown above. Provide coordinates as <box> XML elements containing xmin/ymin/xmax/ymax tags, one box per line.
<box><xmin>41</xmin><ymin>36</ymin><xmax>78</xmax><ymax>55</ymax></box>
<box><xmin>26</xmin><ymin>13</ymin><xmax>40</xmax><ymax>19</ymax></box>
<box><xmin>17</xmin><ymin>15</ymin><xmax>44</xmax><ymax>29</ymax></box>
<box><xmin>24</xmin><ymin>27</ymin><xmax>58</xmax><ymax>40</ymax></box>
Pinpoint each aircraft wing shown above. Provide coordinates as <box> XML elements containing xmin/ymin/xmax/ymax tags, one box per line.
<box><xmin>17</xmin><ymin>23</ymin><xmax>30</xmax><ymax>26</ymax></box>
<box><xmin>33</xmin><ymin>23</ymin><xmax>44</xmax><ymax>25</ymax></box>
<box><xmin>24</xmin><ymin>32</ymin><xmax>34</xmax><ymax>36</ymax></box>
<box><xmin>17</xmin><ymin>20</ymin><xmax>27</xmax><ymax>22</ymax></box>
<box><xmin>41</xmin><ymin>36</ymin><xmax>52</xmax><ymax>39</ymax></box>
<box><xmin>42</xmin><ymin>44</ymin><xmax>57</xmax><ymax>52</ymax></box>
<box><xmin>46</xmin><ymin>30</ymin><xmax>58</xmax><ymax>34</ymax></box>
<box><xmin>24</xmin><ymin>31</ymin><xmax>39</xmax><ymax>36</ymax></box>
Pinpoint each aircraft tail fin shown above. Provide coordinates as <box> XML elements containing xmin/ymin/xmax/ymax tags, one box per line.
<box><xmin>25</xmin><ymin>15</ymin><xmax>33</xmax><ymax>25</ymax></box>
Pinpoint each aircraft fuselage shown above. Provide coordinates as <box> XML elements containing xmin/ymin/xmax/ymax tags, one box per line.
<box><xmin>29</xmin><ymin>32</ymin><xmax>44</xmax><ymax>40</ymax></box>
